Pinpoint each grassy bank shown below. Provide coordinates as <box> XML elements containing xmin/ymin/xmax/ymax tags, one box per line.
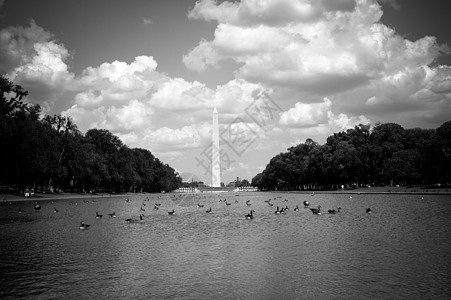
<box><xmin>0</xmin><ymin>192</ymin><xmax>151</xmax><ymax>203</ymax></box>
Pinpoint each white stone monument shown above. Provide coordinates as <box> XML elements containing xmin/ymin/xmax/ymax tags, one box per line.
<box><xmin>211</xmin><ymin>107</ymin><xmax>221</xmax><ymax>187</ymax></box>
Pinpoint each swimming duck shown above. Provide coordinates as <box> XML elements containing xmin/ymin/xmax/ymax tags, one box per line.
<box><xmin>328</xmin><ymin>207</ymin><xmax>341</xmax><ymax>214</ymax></box>
<box><xmin>168</xmin><ymin>210</ymin><xmax>175</xmax><ymax>215</ymax></box>
<box><xmin>245</xmin><ymin>210</ymin><xmax>255</xmax><ymax>219</ymax></box>
<box><xmin>34</xmin><ymin>204</ymin><xmax>41</xmax><ymax>210</ymax></box>
<box><xmin>310</xmin><ymin>205</ymin><xmax>321</xmax><ymax>215</ymax></box>
<box><xmin>126</xmin><ymin>214</ymin><xmax>144</xmax><ymax>223</ymax></box>
<box><xmin>79</xmin><ymin>221</ymin><xmax>90</xmax><ymax>230</ymax></box>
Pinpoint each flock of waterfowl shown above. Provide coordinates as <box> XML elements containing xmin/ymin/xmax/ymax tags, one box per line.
<box><xmin>7</xmin><ymin>194</ymin><xmax>374</xmax><ymax>230</ymax></box>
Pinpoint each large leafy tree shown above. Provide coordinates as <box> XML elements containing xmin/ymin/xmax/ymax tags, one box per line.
<box><xmin>0</xmin><ymin>75</ymin><xmax>181</xmax><ymax>193</ymax></box>
<box><xmin>253</xmin><ymin>121</ymin><xmax>451</xmax><ymax>190</ymax></box>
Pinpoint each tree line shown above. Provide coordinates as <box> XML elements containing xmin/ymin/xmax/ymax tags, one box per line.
<box><xmin>0</xmin><ymin>75</ymin><xmax>181</xmax><ymax>194</ymax></box>
<box><xmin>252</xmin><ymin>121</ymin><xmax>451</xmax><ymax>191</ymax></box>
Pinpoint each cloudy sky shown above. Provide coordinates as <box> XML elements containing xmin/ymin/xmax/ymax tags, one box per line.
<box><xmin>1</xmin><ymin>0</ymin><xmax>450</xmax><ymax>184</ymax></box>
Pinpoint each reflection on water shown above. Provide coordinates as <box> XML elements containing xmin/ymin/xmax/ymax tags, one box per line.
<box><xmin>1</xmin><ymin>193</ymin><xmax>451</xmax><ymax>299</ymax></box>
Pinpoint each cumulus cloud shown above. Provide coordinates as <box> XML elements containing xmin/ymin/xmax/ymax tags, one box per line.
<box><xmin>1</xmin><ymin>20</ymin><xmax>74</xmax><ymax>112</ymax></box>
<box><xmin>188</xmin><ymin>0</ymin><xmax>355</xmax><ymax>26</ymax></box>
<box><xmin>185</xmin><ymin>0</ymin><xmax>450</xmax><ymax>130</ymax></box>
<box><xmin>185</xmin><ymin>0</ymin><xmax>447</xmax><ymax>96</ymax></box>
<box><xmin>280</xmin><ymin>98</ymin><xmax>370</xmax><ymax>131</ymax></box>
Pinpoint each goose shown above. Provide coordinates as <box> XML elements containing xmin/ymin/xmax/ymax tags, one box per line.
<box><xmin>206</xmin><ymin>207</ymin><xmax>212</xmax><ymax>213</ymax></box>
<box><xmin>53</xmin><ymin>207</ymin><xmax>59</xmax><ymax>213</ymax></box>
<box><xmin>366</xmin><ymin>208</ymin><xmax>372</xmax><ymax>214</ymax></box>
<box><xmin>168</xmin><ymin>210</ymin><xmax>175</xmax><ymax>215</ymax></box>
<box><xmin>245</xmin><ymin>210</ymin><xmax>255</xmax><ymax>219</ymax></box>
<box><xmin>79</xmin><ymin>221</ymin><xmax>90</xmax><ymax>230</ymax></box>
<box><xmin>140</xmin><ymin>207</ymin><xmax>146</xmax><ymax>212</ymax></box>
<box><xmin>235</xmin><ymin>200</ymin><xmax>238</xmax><ymax>204</ymax></box>
<box><xmin>328</xmin><ymin>207</ymin><xmax>341</xmax><ymax>214</ymax></box>
<box><xmin>95</xmin><ymin>212</ymin><xmax>103</xmax><ymax>219</ymax></box>
<box><xmin>246</xmin><ymin>202</ymin><xmax>252</xmax><ymax>206</ymax></box>
<box><xmin>303</xmin><ymin>200</ymin><xmax>310</xmax><ymax>207</ymax></box>
<box><xmin>108</xmin><ymin>212</ymin><xmax>116</xmax><ymax>217</ymax></box>
<box><xmin>34</xmin><ymin>204</ymin><xmax>41</xmax><ymax>210</ymax></box>
<box><xmin>310</xmin><ymin>205</ymin><xmax>321</xmax><ymax>215</ymax></box>
<box><xmin>275</xmin><ymin>206</ymin><xmax>281</xmax><ymax>214</ymax></box>
<box><xmin>126</xmin><ymin>214</ymin><xmax>144</xmax><ymax>223</ymax></box>
<box><xmin>294</xmin><ymin>205</ymin><xmax>299</xmax><ymax>212</ymax></box>
<box><xmin>225</xmin><ymin>202</ymin><xmax>231</xmax><ymax>206</ymax></box>
<box><xmin>154</xmin><ymin>205</ymin><xmax>159</xmax><ymax>211</ymax></box>
<box><xmin>197</xmin><ymin>203</ymin><xmax>204</xmax><ymax>208</ymax></box>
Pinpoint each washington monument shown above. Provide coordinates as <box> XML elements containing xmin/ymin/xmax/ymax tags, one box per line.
<box><xmin>211</xmin><ymin>107</ymin><xmax>221</xmax><ymax>187</ymax></box>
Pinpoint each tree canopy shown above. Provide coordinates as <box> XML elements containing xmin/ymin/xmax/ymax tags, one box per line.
<box><xmin>0</xmin><ymin>75</ymin><xmax>181</xmax><ymax>193</ymax></box>
<box><xmin>252</xmin><ymin>122</ymin><xmax>451</xmax><ymax>190</ymax></box>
